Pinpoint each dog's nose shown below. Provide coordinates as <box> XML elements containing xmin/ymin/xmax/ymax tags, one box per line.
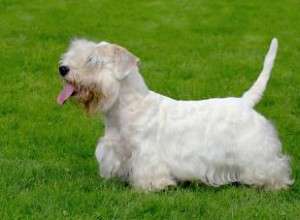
<box><xmin>59</xmin><ymin>66</ymin><xmax>70</xmax><ymax>76</ymax></box>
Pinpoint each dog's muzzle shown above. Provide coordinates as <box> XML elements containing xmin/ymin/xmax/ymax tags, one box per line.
<box><xmin>59</xmin><ymin>65</ymin><xmax>70</xmax><ymax>76</ymax></box>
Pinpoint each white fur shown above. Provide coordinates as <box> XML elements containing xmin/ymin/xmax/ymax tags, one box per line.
<box><xmin>59</xmin><ymin>38</ymin><xmax>293</xmax><ymax>191</ymax></box>
<box><xmin>98</xmin><ymin>41</ymin><xmax>109</xmax><ymax>46</ymax></box>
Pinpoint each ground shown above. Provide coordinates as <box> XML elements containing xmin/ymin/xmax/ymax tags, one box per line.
<box><xmin>1</xmin><ymin>0</ymin><xmax>300</xmax><ymax>219</ymax></box>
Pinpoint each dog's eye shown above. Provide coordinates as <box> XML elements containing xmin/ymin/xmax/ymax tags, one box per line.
<box><xmin>86</xmin><ymin>56</ymin><xmax>98</xmax><ymax>68</ymax></box>
<box><xmin>87</xmin><ymin>56</ymin><xmax>105</xmax><ymax>69</ymax></box>
<box><xmin>87</xmin><ymin>56</ymin><xmax>93</xmax><ymax>63</ymax></box>
<box><xmin>99</xmin><ymin>60</ymin><xmax>105</xmax><ymax>67</ymax></box>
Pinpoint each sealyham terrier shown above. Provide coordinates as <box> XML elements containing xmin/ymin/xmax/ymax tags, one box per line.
<box><xmin>57</xmin><ymin>38</ymin><xmax>293</xmax><ymax>191</ymax></box>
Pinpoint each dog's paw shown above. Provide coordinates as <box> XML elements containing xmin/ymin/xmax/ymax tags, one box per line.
<box><xmin>133</xmin><ymin>178</ymin><xmax>176</xmax><ymax>192</ymax></box>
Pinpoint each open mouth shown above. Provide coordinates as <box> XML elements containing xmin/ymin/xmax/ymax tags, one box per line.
<box><xmin>57</xmin><ymin>83</ymin><xmax>78</xmax><ymax>105</ymax></box>
<box><xmin>57</xmin><ymin>81</ymin><xmax>105</xmax><ymax>111</ymax></box>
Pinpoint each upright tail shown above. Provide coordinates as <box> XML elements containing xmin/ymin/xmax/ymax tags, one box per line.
<box><xmin>242</xmin><ymin>38</ymin><xmax>278</xmax><ymax>107</ymax></box>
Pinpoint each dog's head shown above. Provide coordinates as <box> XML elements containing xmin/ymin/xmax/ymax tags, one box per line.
<box><xmin>57</xmin><ymin>39</ymin><xmax>139</xmax><ymax>113</ymax></box>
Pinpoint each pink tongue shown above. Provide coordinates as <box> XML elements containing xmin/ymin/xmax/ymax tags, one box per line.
<box><xmin>57</xmin><ymin>84</ymin><xmax>75</xmax><ymax>105</ymax></box>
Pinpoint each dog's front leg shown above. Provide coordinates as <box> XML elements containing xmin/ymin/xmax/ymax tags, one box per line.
<box><xmin>95</xmin><ymin>139</ymin><xmax>122</xmax><ymax>179</ymax></box>
<box><xmin>130</xmin><ymin>154</ymin><xmax>176</xmax><ymax>191</ymax></box>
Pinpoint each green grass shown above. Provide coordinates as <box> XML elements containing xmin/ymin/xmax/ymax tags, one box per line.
<box><xmin>1</xmin><ymin>0</ymin><xmax>300</xmax><ymax>219</ymax></box>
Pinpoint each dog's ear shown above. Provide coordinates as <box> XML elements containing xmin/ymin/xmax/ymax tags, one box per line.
<box><xmin>112</xmin><ymin>45</ymin><xmax>140</xmax><ymax>80</ymax></box>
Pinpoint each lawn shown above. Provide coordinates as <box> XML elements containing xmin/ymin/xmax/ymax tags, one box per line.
<box><xmin>1</xmin><ymin>0</ymin><xmax>300</xmax><ymax>219</ymax></box>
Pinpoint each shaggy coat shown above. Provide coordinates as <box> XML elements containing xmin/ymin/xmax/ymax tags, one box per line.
<box><xmin>57</xmin><ymin>38</ymin><xmax>293</xmax><ymax>191</ymax></box>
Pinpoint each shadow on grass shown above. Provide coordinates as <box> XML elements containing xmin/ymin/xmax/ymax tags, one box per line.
<box><xmin>166</xmin><ymin>181</ymin><xmax>251</xmax><ymax>193</ymax></box>
<box><xmin>103</xmin><ymin>178</ymin><xmax>253</xmax><ymax>194</ymax></box>
<box><xmin>97</xmin><ymin>174</ymin><xmax>297</xmax><ymax>195</ymax></box>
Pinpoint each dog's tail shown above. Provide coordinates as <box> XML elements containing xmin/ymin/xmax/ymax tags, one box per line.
<box><xmin>242</xmin><ymin>38</ymin><xmax>278</xmax><ymax>108</ymax></box>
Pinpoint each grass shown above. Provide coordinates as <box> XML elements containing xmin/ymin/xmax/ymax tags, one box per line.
<box><xmin>1</xmin><ymin>0</ymin><xmax>300</xmax><ymax>219</ymax></box>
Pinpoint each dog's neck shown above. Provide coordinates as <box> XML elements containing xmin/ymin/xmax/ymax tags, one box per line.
<box><xmin>118</xmin><ymin>67</ymin><xmax>149</xmax><ymax>105</ymax></box>
<box><xmin>104</xmin><ymin>68</ymin><xmax>150</xmax><ymax>135</ymax></box>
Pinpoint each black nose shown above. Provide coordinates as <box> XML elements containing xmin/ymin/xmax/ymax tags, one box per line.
<box><xmin>59</xmin><ymin>66</ymin><xmax>70</xmax><ymax>76</ymax></box>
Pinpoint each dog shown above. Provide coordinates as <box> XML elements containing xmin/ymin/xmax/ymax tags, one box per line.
<box><xmin>57</xmin><ymin>38</ymin><xmax>293</xmax><ymax>191</ymax></box>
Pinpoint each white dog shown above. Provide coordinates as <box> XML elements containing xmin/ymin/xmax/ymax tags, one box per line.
<box><xmin>57</xmin><ymin>38</ymin><xmax>293</xmax><ymax>191</ymax></box>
